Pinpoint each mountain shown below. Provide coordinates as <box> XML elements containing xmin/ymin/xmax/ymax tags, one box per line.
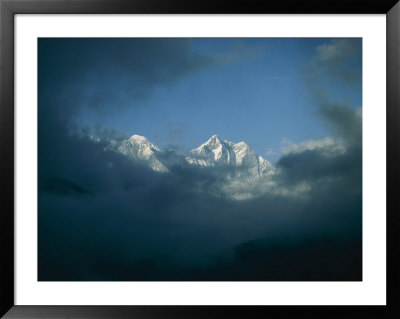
<box><xmin>224</xmin><ymin>138</ymin><xmax>273</xmax><ymax>178</ymax></box>
<box><xmin>186</xmin><ymin>135</ymin><xmax>236</xmax><ymax>167</ymax></box>
<box><xmin>118</xmin><ymin>135</ymin><xmax>168</xmax><ymax>172</ymax></box>
<box><xmin>186</xmin><ymin>135</ymin><xmax>273</xmax><ymax>178</ymax></box>
<box><xmin>116</xmin><ymin>134</ymin><xmax>273</xmax><ymax>180</ymax></box>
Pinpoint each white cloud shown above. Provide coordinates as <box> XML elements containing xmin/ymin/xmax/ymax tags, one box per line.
<box><xmin>280</xmin><ymin>137</ymin><xmax>346</xmax><ymax>156</ymax></box>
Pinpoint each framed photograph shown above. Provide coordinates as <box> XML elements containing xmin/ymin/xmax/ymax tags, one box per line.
<box><xmin>1</xmin><ymin>0</ymin><xmax>399</xmax><ymax>318</ymax></box>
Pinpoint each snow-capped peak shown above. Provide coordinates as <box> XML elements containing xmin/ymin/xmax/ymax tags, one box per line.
<box><xmin>206</xmin><ymin>134</ymin><xmax>220</xmax><ymax>143</ymax></box>
<box><xmin>198</xmin><ymin>135</ymin><xmax>222</xmax><ymax>149</ymax></box>
<box><xmin>128</xmin><ymin>134</ymin><xmax>160</xmax><ymax>151</ymax></box>
<box><xmin>187</xmin><ymin>135</ymin><xmax>236</xmax><ymax>166</ymax></box>
<box><xmin>185</xmin><ymin>135</ymin><xmax>273</xmax><ymax>178</ymax></box>
<box><xmin>129</xmin><ymin>134</ymin><xmax>148</xmax><ymax>142</ymax></box>
<box><xmin>118</xmin><ymin>134</ymin><xmax>167</xmax><ymax>172</ymax></box>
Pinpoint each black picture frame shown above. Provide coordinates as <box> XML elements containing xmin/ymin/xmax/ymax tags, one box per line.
<box><xmin>1</xmin><ymin>0</ymin><xmax>399</xmax><ymax>318</ymax></box>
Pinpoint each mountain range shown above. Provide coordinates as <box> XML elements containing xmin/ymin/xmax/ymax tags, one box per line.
<box><xmin>117</xmin><ymin>134</ymin><xmax>274</xmax><ymax>181</ymax></box>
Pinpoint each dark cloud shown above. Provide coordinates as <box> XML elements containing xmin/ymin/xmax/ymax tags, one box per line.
<box><xmin>42</xmin><ymin>178</ymin><xmax>93</xmax><ymax>197</ymax></box>
<box><xmin>38</xmin><ymin>128</ymin><xmax>361</xmax><ymax>280</ymax></box>
<box><xmin>277</xmin><ymin>38</ymin><xmax>362</xmax><ymax>200</ymax></box>
<box><xmin>38</xmin><ymin>38</ymin><xmax>362</xmax><ymax>281</ymax></box>
<box><xmin>319</xmin><ymin>102</ymin><xmax>362</xmax><ymax>144</ymax></box>
<box><xmin>277</xmin><ymin>103</ymin><xmax>361</xmax><ymax>190</ymax></box>
<box><xmin>39</xmin><ymin>38</ymin><xmax>249</xmax><ymax>117</ymax></box>
<box><xmin>304</xmin><ymin>38</ymin><xmax>362</xmax><ymax>86</ymax></box>
<box><xmin>278</xmin><ymin>147</ymin><xmax>360</xmax><ymax>186</ymax></box>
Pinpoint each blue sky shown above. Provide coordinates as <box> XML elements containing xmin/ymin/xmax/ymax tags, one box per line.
<box><xmin>48</xmin><ymin>38</ymin><xmax>362</xmax><ymax>162</ymax></box>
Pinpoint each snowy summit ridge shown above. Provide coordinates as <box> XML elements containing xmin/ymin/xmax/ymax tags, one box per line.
<box><xmin>186</xmin><ymin>135</ymin><xmax>272</xmax><ymax>178</ymax></box>
<box><xmin>186</xmin><ymin>135</ymin><xmax>237</xmax><ymax>167</ymax></box>
<box><xmin>115</xmin><ymin>134</ymin><xmax>273</xmax><ymax>179</ymax></box>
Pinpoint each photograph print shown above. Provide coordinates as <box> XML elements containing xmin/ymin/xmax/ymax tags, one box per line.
<box><xmin>38</xmin><ymin>38</ymin><xmax>362</xmax><ymax>281</ymax></box>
